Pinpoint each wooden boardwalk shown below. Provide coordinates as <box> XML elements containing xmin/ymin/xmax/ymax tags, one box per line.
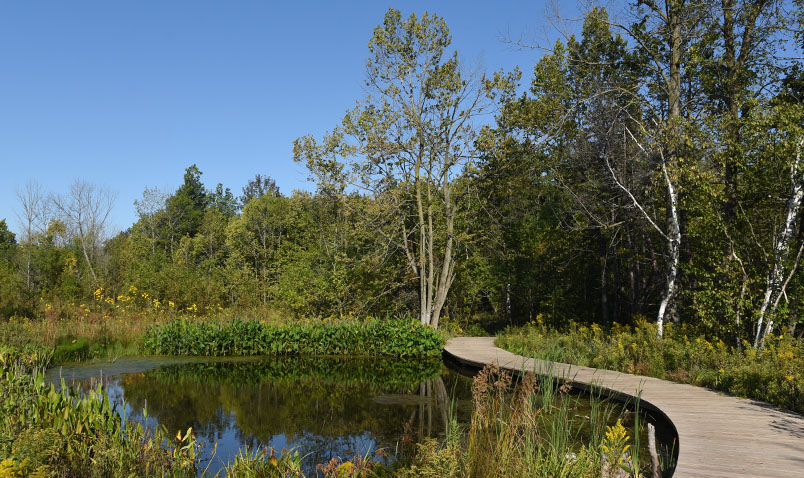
<box><xmin>444</xmin><ymin>337</ymin><xmax>804</xmax><ymax>478</ymax></box>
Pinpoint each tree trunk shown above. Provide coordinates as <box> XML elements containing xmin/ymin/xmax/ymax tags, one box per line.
<box><xmin>76</xmin><ymin>218</ymin><xmax>98</xmax><ymax>283</ymax></box>
<box><xmin>415</xmin><ymin>149</ymin><xmax>429</xmax><ymax>327</ymax></box>
<box><xmin>755</xmin><ymin>139</ymin><xmax>804</xmax><ymax>346</ymax></box>
<box><xmin>607</xmin><ymin>151</ymin><xmax>680</xmax><ymax>337</ymax></box>
<box><xmin>430</xmin><ymin>178</ymin><xmax>456</xmax><ymax>330</ymax></box>
<box><xmin>600</xmin><ymin>241</ymin><xmax>609</xmax><ymax>324</ymax></box>
<box><xmin>663</xmin><ymin>0</ymin><xmax>683</xmax><ymax>334</ymax></box>
<box><xmin>656</xmin><ymin>159</ymin><xmax>681</xmax><ymax>337</ymax></box>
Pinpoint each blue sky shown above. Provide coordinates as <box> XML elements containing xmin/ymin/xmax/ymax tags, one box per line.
<box><xmin>0</xmin><ymin>1</ymin><xmax>580</xmax><ymax>235</ymax></box>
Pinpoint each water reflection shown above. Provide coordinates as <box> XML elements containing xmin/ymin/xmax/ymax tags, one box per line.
<box><xmin>48</xmin><ymin>356</ymin><xmax>466</xmax><ymax>475</ymax></box>
<box><xmin>46</xmin><ymin>356</ymin><xmax>675</xmax><ymax>477</ymax></box>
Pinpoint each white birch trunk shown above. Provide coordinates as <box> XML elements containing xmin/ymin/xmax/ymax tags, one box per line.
<box><xmin>655</xmin><ymin>159</ymin><xmax>681</xmax><ymax>338</ymax></box>
<box><xmin>755</xmin><ymin>139</ymin><xmax>804</xmax><ymax>347</ymax></box>
<box><xmin>607</xmin><ymin>145</ymin><xmax>680</xmax><ymax>338</ymax></box>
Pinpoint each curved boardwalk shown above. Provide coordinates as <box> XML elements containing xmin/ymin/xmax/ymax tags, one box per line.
<box><xmin>444</xmin><ymin>337</ymin><xmax>804</xmax><ymax>478</ymax></box>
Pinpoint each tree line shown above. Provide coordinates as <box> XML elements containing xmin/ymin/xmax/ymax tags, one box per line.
<box><xmin>2</xmin><ymin>3</ymin><xmax>804</xmax><ymax>346</ymax></box>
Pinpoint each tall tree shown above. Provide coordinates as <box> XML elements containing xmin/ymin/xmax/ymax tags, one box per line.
<box><xmin>15</xmin><ymin>180</ymin><xmax>50</xmax><ymax>289</ymax></box>
<box><xmin>226</xmin><ymin>194</ymin><xmax>288</xmax><ymax>306</ymax></box>
<box><xmin>489</xmin><ymin>7</ymin><xmax>681</xmax><ymax>333</ymax></box>
<box><xmin>591</xmin><ymin>1</ymin><xmax>705</xmax><ymax>335</ymax></box>
<box><xmin>0</xmin><ymin>219</ymin><xmax>22</xmax><ymax>318</ymax></box>
<box><xmin>134</xmin><ymin>186</ymin><xmax>168</xmax><ymax>257</ymax></box>
<box><xmin>705</xmin><ymin>0</ymin><xmax>779</xmax><ymax>223</ymax></box>
<box><xmin>240</xmin><ymin>174</ymin><xmax>280</xmax><ymax>206</ymax></box>
<box><xmin>166</xmin><ymin>164</ymin><xmax>208</xmax><ymax>241</ymax></box>
<box><xmin>0</xmin><ymin>219</ymin><xmax>16</xmax><ymax>260</ymax></box>
<box><xmin>51</xmin><ymin>180</ymin><xmax>116</xmax><ymax>283</ymax></box>
<box><xmin>294</xmin><ymin>8</ymin><xmax>500</xmax><ymax>328</ymax></box>
<box><xmin>208</xmin><ymin>183</ymin><xmax>238</xmax><ymax>217</ymax></box>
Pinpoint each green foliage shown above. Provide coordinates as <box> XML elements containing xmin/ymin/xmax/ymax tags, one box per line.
<box><xmin>0</xmin><ymin>313</ymin><xmax>150</xmax><ymax>366</ymax></box>
<box><xmin>0</xmin><ymin>349</ymin><xmax>201</xmax><ymax>477</ymax></box>
<box><xmin>52</xmin><ymin>336</ymin><xmax>92</xmax><ymax>364</ymax></box>
<box><xmin>220</xmin><ymin>444</ymin><xmax>304</xmax><ymax>478</ymax></box>
<box><xmin>168</xmin><ymin>164</ymin><xmax>208</xmax><ymax>238</ymax></box>
<box><xmin>207</xmin><ymin>183</ymin><xmax>238</xmax><ymax>217</ymax></box>
<box><xmin>142</xmin><ymin>318</ymin><xmax>443</xmax><ymax>358</ymax></box>
<box><xmin>240</xmin><ymin>173</ymin><xmax>280</xmax><ymax>206</ymax></box>
<box><xmin>396</xmin><ymin>439</ymin><xmax>460</xmax><ymax>478</ymax></box>
<box><xmin>0</xmin><ymin>220</ymin><xmax>15</xmax><ymax>253</ymax></box>
<box><xmin>3</xmin><ymin>2</ymin><xmax>804</xmax><ymax>361</ymax></box>
<box><xmin>498</xmin><ymin>321</ymin><xmax>804</xmax><ymax>414</ymax></box>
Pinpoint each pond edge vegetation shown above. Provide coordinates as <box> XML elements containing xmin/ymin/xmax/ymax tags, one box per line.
<box><xmin>141</xmin><ymin>318</ymin><xmax>443</xmax><ymax>358</ymax></box>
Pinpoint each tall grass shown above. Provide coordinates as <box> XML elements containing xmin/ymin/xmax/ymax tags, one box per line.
<box><xmin>1</xmin><ymin>314</ymin><xmax>154</xmax><ymax>363</ymax></box>
<box><xmin>404</xmin><ymin>364</ymin><xmax>653</xmax><ymax>478</ymax></box>
<box><xmin>219</xmin><ymin>444</ymin><xmax>305</xmax><ymax>478</ymax></box>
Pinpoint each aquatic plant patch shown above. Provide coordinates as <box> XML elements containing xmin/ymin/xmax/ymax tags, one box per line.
<box><xmin>1</xmin><ymin>315</ymin><xmax>150</xmax><ymax>364</ymax></box>
<box><xmin>141</xmin><ymin>318</ymin><xmax>443</xmax><ymax>357</ymax></box>
<box><xmin>0</xmin><ymin>349</ymin><xmax>202</xmax><ymax>477</ymax></box>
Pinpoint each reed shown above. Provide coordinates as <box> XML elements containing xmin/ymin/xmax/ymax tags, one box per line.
<box><xmin>405</xmin><ymin>364</ymin><xmax>647</xmax><ymax>478</ymax></box>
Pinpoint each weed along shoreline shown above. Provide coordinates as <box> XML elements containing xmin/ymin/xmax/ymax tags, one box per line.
<box><xmin>445</xmin><ymin>336</ymin><xmax>804</xmax><ymax>478</ymax></box>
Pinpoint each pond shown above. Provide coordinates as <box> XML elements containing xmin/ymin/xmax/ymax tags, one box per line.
<box><xmin>45</xmin><ymin>355</ymin><xmax>677</xmax><ymax>476</ymax></box>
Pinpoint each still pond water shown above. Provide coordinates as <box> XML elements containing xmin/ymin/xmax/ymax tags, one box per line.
<box><xmin>45</xmin><ymin>355</ymin><xmax>676</xmax><ymax>476</ymax></box>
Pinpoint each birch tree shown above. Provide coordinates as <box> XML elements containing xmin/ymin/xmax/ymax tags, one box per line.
<box><xmin>754</xmin><ymin>139</ymin><xmax>804</xmax><ymax>345</ymax></box>
<box><xmin>608</xmin><ymin>134</ymin><xmax>681</xmax><ymax>338</ymax></box>
<box><xmin>601</xmin><ymin>0</ymin><xmax>702</xmax><ymax>334</ymax></box>
<box><xmin>493</xmin><ymin>7</ymin><xmax>686</xmax><ymax>335</ymax></box>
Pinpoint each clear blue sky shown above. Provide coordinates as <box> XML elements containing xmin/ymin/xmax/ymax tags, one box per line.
<box><xmin>0</xmin><ymin>1</ymin><xmax>580</xmax><ymax>236</ymax></box>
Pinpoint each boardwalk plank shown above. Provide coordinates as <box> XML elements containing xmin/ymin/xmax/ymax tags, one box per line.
<box><xmin>444</xmin><ymin>337</ymin><xmax>804</xmax><ymax>478</ymax></box>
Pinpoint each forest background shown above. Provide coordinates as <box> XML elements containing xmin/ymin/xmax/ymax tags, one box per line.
<box><xmin>2</xmin><ymin>0</ymin><xmax>804</xmax><ymax>350</ymax></box>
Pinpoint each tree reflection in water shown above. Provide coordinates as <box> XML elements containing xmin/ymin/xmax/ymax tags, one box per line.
<box><xmin>55</xmin><ymin>356</ymin><xmax>471</xmax><ymax>475</ymax></box>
